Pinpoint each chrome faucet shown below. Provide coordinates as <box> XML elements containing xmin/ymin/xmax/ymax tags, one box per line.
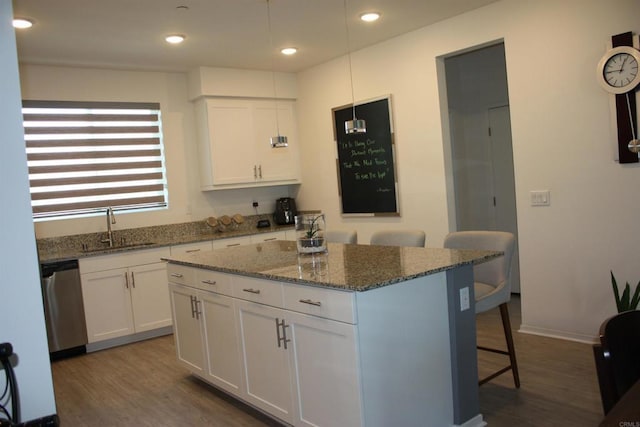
<box><xmin>100</xmin><ymin>207</ymin><xmax>116</xmax><ymax>247</ymax></box>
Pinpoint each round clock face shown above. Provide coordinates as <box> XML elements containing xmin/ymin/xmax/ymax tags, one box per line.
<box><xmin>597</xmin><ymin>46</ymin><xmax>640</xmax><ymax>94</ymax></box>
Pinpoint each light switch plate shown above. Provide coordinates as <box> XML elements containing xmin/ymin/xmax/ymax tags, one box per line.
<box><xmin>530</xmin><ymin>190</ymin><xmax>550</xmax><ymax>206</ymax></box>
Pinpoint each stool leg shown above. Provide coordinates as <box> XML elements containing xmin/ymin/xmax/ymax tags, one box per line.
<box><xmin>499</xmin><ymin>303</ymin><xmax>520</xmax><ymax>388</ymax></box>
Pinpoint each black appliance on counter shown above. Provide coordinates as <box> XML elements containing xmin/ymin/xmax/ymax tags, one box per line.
<box><xmin>273</xmin><ymin>197</ymin><xmax>297</xmax><ymax>225</ymax></box>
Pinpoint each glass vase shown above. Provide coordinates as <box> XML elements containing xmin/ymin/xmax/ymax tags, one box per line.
<box><xmin>295</xmin><ymin>213</ymin><xmax>327</xmax><ymax>254</ymax></box>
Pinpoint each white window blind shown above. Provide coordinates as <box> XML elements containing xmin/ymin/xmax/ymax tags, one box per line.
<box><xmin>23</xmin><ymin>100</ymin><xmax>168</xmax><ymax>219</ymax></box>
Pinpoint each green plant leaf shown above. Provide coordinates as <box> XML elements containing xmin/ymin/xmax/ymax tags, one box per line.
<box><xmin>630</xmin><ymin>280</ymin><xmax>640</xmax><ymax>310</ymax></box>
<box><xmin>621</xmin><ymin>283</ymin><xmax>631</xmax><ymax>312</ymax></box>
<box><xmin>612</xmin><ymin>271</ymin><xmax>623</xmax><ymax>312</ymax></box>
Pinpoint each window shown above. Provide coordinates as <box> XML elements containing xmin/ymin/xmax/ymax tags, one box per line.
<box><xmin>22</xmin><ymin>100</ymin><xmax>168</xmax><ymax>220</ymax></box>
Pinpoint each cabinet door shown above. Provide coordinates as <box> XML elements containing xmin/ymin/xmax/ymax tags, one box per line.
<box><xmin>206</xmin><ymin>99</ymin><xmax>256</xmax><ymax>185</ymax></box>
<box><xmin>287</xmin><ymin>311</ymin><xmax>363</xmax><ymax>427</ymax></box>
<box><xmin>170</xmin><ymin>241</ymin><xmax>213</xmax><ymax>256</ymax></box>
<box><xmin>130</xmin><ymin>262</ymin><xmax>172</xmax><ymax>332</ymax></box>
<box><xmin>200</xmin><ymin>291</ymin><xmax>242</xmax><ymax>395</ymax></box>
<box><xmin>236</xmin><ymin>300</ymin><xmax>295</xmax><ymax>424</ymax></box>
<box><xmin>81</xmin><ymin>268</ymin><xmax>134</xmax><ymax>343</ymax></box>
<box><xmin>249</xmin><ymin>231</ymin><xmax>286</xmax><ymax>244</ymax></box>
<box><xmin>212</xmin><ymin>236</ymin><xmax>251</xmax><ymax>249</ymax></box>
<box><xmin>168</xmin><ymin>283</ymin><xmax>205</xmax><ymax>374</ymax></box>
<box><xmin>252</xmin><ymin>100</ymin><xmax>300</xmax><ymax>183</ymax></box>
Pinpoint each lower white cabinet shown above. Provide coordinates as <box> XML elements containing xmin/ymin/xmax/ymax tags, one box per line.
<box><xmin>167</xmin><ymin>265</ymin><xmax>363</xmax><ymax>427</ymax></box>
<box><xmin>236</xmin><ymin>301</ymin><xmax>295</xmax><ymax>424</ymax></box>
<box><xmin>81</xmin><ymin>261</ymin><xmax>171</xmax><ymax>343</ymax></box>
<box><xmin>168</xmin><ymin>282</ymin><xmax>205</xmax><ymax>375</ymax></box>
<box><xmin>168</xmin><ymin>271</ymin><xmax>243</xmax><ymax>395</ymax></box>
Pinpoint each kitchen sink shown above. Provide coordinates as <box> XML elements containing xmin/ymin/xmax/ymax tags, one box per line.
<box><xmin>82</xmin><ymin>241</ymin><xmax>157</xmax><ymax>253</ymax></box>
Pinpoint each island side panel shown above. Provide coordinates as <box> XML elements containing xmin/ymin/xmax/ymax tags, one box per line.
<box><xmin>355</xmin><ymin>273</ymin><xmax>454</xmax><ymax>427</ymax></box>
<box><xmin>446</xmin><ymin>264</ymin><xmax>482</xmax><ymax>426</ymax></box>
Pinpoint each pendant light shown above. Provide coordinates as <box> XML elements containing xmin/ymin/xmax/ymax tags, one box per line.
<box><xmin>266</xmin><ymin>0</ymin><xmax>288</xmax><ymax>148</ymax></box>
<box><xmin>343</xmin><ymin>0</ymin><xmax>366</xmax><ymax>134</ymax></box>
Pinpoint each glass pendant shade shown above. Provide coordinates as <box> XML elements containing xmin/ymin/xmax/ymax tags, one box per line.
<box><xmin>271</xmin><ymin>135</ymin><xmax>288</xmax><ymax>147</ymax></box>
<box><xmin>345</xmin><ymin>118</ymin><xmax>366</xmax><ymax>134</ymax></box>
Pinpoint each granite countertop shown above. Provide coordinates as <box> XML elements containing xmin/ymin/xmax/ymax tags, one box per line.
<box><xmin>37</xmin><ymin>217</ymin><xmax>294</xmax><ymax>263</ymax></box>
<box><xmin>163</xmin><ymin>240</ymin><xmax>501</xmax><ymax>292</ymax></box>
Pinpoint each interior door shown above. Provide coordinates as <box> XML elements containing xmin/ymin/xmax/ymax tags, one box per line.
<box><xmin>488</xmin><ymin>105</ymin><xmax>520</xmax><ymax>293</ymax></box>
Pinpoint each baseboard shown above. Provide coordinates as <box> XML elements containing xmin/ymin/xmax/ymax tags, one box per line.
<box><xmin>86</xmin><ymin>326</ymin><xmax>173</xmax><ymax>353</ymax></box>
<box><xmin>518</xmin><ymin>324</ymin><xmax>598</xmax><ymax>344</ymax></box>
<box><xmin>455</xmin><ymin>414</ymin><xmax>486</xmax><ymax>427</ymax></box>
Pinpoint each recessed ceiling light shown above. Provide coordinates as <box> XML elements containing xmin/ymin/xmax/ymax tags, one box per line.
<box><xmin>281</xmin><ymin>47</ymin><xmax>297</xmax><ymax>56</ymax></box>
<box><xmin>13</xmin><ymin>18</ymin><xmax>34</xmax><ymax>29</ymax></box>
<box><xmin>360</xmin><ymin>12</ymin><xmax>380</xmax><ymax>23</ymax></box>
<box><xmin>165</xmin><ymin>34</ymin><xmax>186</xmax><ymax>44</ymax></box>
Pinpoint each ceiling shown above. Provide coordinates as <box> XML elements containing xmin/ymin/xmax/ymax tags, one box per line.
<box><xmin>12</xmin><ymin>0</ymin><xmax>499</xmax><ymax>73</ymax></box>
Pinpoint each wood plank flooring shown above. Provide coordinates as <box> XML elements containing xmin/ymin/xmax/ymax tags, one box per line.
<box><xmin>51</xmin><ymin>296</ymin><xmax>605</xmax><ymax>426</ymax></box>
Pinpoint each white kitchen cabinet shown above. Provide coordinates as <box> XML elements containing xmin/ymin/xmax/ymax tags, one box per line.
<box><xmin>167</xmin><ymin>264</ymin><xmax>363</xmax><ymax>427</ymax></box>
<box><xmin>236</xmin><ymin>300</ymin><xmax>295</xmax><ymax>424</ymax></box>
<box><xmin>168</xmin><ymin>266</ymin><xmax>243</xmax><ymax>394</ymax></box>
<box><xmin>81</xmin><ymin>261</ymin><xmax>171</xmax><ymax>343</ymax></box>
<box><xmin>249</xmin><ymin>230</ymin><xmax>287</xmax><ymax>244</ymax></box>
<box><xmin>79</xmin><ymin>247</ymin><xmax>171</xmax><ymax>345</ymax></box>
<box><xmin>200</xmin><ymin>290</ymin><xmax>243</xmax><ymax>395</ymax></box>
<box><xmin>212</xmin><ymin>236</ymin><xmax>251</xmax><ymax>249</ymax></box>
<box><xmin>81</xmin><ymin>267</ymin><xmax>134</xmax><ymax>342</ymax></box>
<box><xmin>195</xmin><ymin>97</ymin><xmax>301</xmax><ymax>190</ymax></box>
<box><xmin>168</xmin><ymin>282</ymin><xmax>205</xmax><ymax>375</ymax></box>
<box><xmin>170</xmin><ymin>241</ymin><xmax>213</xmax><ymax>256</ymax></box>
<box><xmin>286</xmin><ymin>311</ymin><xmax>361</xmax><ymax>427</ymax></box>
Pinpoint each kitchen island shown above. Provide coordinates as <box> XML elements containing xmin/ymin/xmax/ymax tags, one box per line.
<box><xmin>164</xmin><ymin>240</ymin><xmax>500</xmax><ymax>427</ymax></box>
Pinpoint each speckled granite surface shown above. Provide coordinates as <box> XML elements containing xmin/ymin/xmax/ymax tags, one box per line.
<box><xmin>163</xmin><ymin>240</ymin><xmax>501</xmax><ymax>291</ymax></box>
<box><xmin>37</xmin><ymin>215</ymin><xmax>294</xmax><ymax>263</ymax></box>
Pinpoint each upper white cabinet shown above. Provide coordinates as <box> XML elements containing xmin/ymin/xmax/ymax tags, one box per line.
<box><xmin>195</xmin><ymin>98</ymin><xmax>301</xmax><ymax>190</ymax></box>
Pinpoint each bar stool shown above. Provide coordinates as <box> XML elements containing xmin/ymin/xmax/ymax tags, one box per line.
<box><xmin>444</xmin><ymin>230</ymin><xmax>520</xmax><ymax>388</ymax></box>
<box><xmin>369</xmin><ymin>230</ymin><xmax>426</xmax><ymax>247</ymax></box>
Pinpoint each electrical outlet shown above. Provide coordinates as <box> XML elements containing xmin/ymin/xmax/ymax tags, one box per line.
<box><xmin>460</xmin><ymin>287</ymin><xmax>470</xmax><ymax>311</ymax></box>
<box><xmin>252</xmin><ymin>201</ymin><xmax>259</xmax><ymax>208</ymax></box>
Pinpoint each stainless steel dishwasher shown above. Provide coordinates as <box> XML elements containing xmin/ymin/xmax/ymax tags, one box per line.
<box><xmin>40</xmin><ymin>260</ymin><xmax>88</xmax><ymax>359</ymax></box>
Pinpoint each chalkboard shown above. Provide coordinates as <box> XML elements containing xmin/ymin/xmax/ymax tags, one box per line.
<box><xmin>333</xmin><ymin>96</ymin><xmax>399</xmax><ymax>216</ymax></box>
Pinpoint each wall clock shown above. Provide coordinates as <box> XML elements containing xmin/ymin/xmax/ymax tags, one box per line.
<box><xmin>596</xmin><ymin>46</ymin><xmax>640</xmax><ymax>95</ymax></box>
<box><xmin>598</xmin><ymin>32</ymin><xmax>639</xmax><ymax>163</ymax></box>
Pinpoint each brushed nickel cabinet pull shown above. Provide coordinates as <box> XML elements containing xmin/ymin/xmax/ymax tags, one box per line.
<box><xmin>124</xmin><ymin>272</ymin><xmax>129</xmax><ymax>289</ymax></box>
<box><xmin>194</xmin><ymin>299</ymin><xmax>201</xmax><ymax>320</ymax></box>
<box><xmin>226</xmin><ymin>243</ymin><xmax>241</xmax><ymax>247</ymax></box>
<box><xmin>185</xmin><ymin>249</ymin><xmax>201</xmax><ymax>253</ymax></box>
<box><xmin>254</xmin><ymin>165</ymin><xmax>258</xmax><ymax>179</ymax></box>
<box><xmin>258</xmin><ymin>165</ymin><xmax>262</xmax><ymax>179</ymax></box>
<box><xmin>170</xmin><ymin>273</ymin><xmax>183</xmax><ymax>278</ymax></box>
<box><xmin>201</xmin><ymin>280</ymin><xmax>217</xmax><ymax>285</ymax></box>
<box><xmin>190</xmin><ymin>296</ymin><xmax>196</xmax><ymax>318</ymax></box>
<box><xmin>299</xmin><ymin>299</ymin><xmax>322</xmax><ymax>307</ymax></box>
<box><xmin>275</xmin><ymin>317</ymin><xmax>282</xmax><ymax>348</ymax></box>
<box><xmin>242</xmin><ymin>288</ymin><xmax>261</xmax><ymax>294</ymax></box>
<box><xmin>264</xmin><ymin>237</ymin><xmax>277</xmax><ymax>242</ymax></box>
<box><xmin>131</xmin><ymin>272</ymin><xmax>135</xmax><ymax>288</ymax></box>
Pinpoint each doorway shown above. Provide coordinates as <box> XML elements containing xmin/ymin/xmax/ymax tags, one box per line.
<box><xmin>442</xmin><ymin>42</ymin><xmax>520</xmax><ymax>292</ymax></box>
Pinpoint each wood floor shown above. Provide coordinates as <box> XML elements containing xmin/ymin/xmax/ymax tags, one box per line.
<box><xmin>51</xmin><ymin>295</ymin><xmax>605</xmax><ymax>426</ymax></box>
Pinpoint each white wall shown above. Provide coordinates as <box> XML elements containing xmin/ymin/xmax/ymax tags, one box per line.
<box><xmin>296</xmin><ymin>0</ymin><xmax>640</xmax><ymax>342</ymax></box>
<box><xmin>0</xmin><ymin>2</ymin><xmax>56</xmax><ymax>420</ymax></box>
<box><xmin>19</xmin><ymin>65</ymin><xmax>294</xmax><ymax>238</ymax></box>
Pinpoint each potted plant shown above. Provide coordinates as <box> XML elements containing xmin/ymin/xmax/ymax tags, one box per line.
<box><xmin>610</xmin><ymin>271</ymin><xmax>640</xmax><ymax>313</ymax></box>
<box><xmin>295</xmin><ymin>213</ymin><xmax>326</xmax><ymax>254</ymax></box>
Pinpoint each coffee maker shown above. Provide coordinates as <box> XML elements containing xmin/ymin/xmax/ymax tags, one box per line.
<box><xmin>273</xmin><ymin>197</ymin><xmax>297</xmax><ymax>225</ymax></box>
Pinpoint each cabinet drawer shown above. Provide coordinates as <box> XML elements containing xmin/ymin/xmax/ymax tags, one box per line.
<box><xmin>232</xmin><ymin>276</ymin><xmax>283</xmax><ymax>308</ymax></box>
<box><xmin>167</xmin><ymin>264</ymin><xmax>196</xmax><ymax>286</ymax></box>
<box><xmin>283</xmin><ymin>285</ymin><xmax>356</xmax><ymax>324</ymax></box>
<box><xmin>170</xmin><ymin>241</ymin><xmax>213</xmax><ymax>256</ymax></box>
<box><xmin>195</xmin><ymin>269</ymin><xmax>233</xmax><ymax>296</ymax></box>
